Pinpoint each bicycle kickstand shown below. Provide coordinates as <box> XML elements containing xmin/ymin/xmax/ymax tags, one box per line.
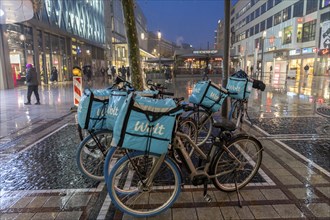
<box><xmin>235</xmin><ymin>172</ymin><xmax>243</xmax><ymax>208</ymax></box>
<box><xmin>203</xmin><ymin>181</ymin><xmax>212</xmax><ymax>202</ymax></box>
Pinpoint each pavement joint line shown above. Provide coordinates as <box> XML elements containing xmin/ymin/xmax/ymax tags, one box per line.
<box><xmin>274</xmin><ymin>139</ymin><xmax>330</xmax><ymax>177</ymax></box>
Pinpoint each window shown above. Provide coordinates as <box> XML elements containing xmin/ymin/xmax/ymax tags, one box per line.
<box><xmin>231</xmin><ymin>8</ymin><xmax>235</xmax><ymax>15</ymax></box>
<box><xmin>255</xmin><ymin>8</ymin><xmax>260</xmax><ymax>18</ymax></box>
<box><xmin>293</xmin><ymin>0</ymin><xmax>304</xmax><ymax>17</ymax></box>
<box><xmin>250</xmin><ymin>12</ymin><xmax>255</xmax><ymax>21</ymax></box>
<box><xmin>261</xmin><ymin>3</ymin><xmax>267</xmax><ymax>14</ymax></box>
<box><xmin>321</xmin><ymin>11</ymin><xmax>330</xmax><ymax>22</ymax></box>
<box><xmin>267</xmin><ymin>0</ymin><xmax>274</xmax><ymax>10</ymax></box>
<box><xmin>320</xmin><ymin>0</ymin><xmax>330</xmax><ymax>9</ymax></box>
<box><xmin>231</xmin><ymin>17</ymin><xmax>235</xmax><ymax>24</ymax></box>
<box><xmin>255</xmin><ymin>38</ymin><xmax>260</xmax><ymax>49</ymax></box>
<box><xmin>255</xmin><ymin>23</ymin><xmax>260</xmax><ymax>34</ymax></box>
<box><xmin>302</xmin><ymin>20</ymin><xmax>316</xmax><ymax>42</ymax></box>
<box><xmin>246</xmin><ymin>30</ymin><xmax>249</xmax><ymax>38</ymax></box>
<box><xmin>283</xmin><ymin>26</ymin><xmax>293</xmax><ymax>44</ymax></box>
<box><xmin>250</xmin><ymin>27</ymin><xmax>254</xmax><ymax>36</ymax></box>
<box><xmin>297</xmin><ymin>23</ymin><xmax>303</xmax><ymax>43</ymax></box>
<box><xmin>306</xmin><ymin>0</ymin><xmax>318</xmax><ymax>14</ymax></box>
<box><xmin>251</xmin><ymin>0</ymin><xmax>255</xmax><ymax>6</ymax></box>
<box><xmin>274</xmin><ymin>12</ymin><xmax>282</xmax><ymax>25</ymax></box>
<box><xmin>267</xmin><ymin>16</ymin><xmax>273</xmax><ymax>28</ymax></box>
<box><xmin>283</xmin><ymin>6</ymin><xmax>291</xmax><ymax>21</ymax></box>
<box><xmin>275</xmin><ymin>0</ymin><xmax>282</xmax><ymax>5</ymax></box>
<box><xmin>260</xmin><ymin>20</ymin><xmax>266</xmax><ymax>32</ymax></box>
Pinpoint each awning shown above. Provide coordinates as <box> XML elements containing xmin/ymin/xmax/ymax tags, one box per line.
<box><xmin>144</xmin><ymin>58</ymin><xmax>175</xmax><ymax>64</ymax></box>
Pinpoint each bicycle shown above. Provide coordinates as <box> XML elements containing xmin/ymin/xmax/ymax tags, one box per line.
<box><xmin>106</xmin><ymin>106</ymin><xmax>263</xmax><ymax>217</ymax></box>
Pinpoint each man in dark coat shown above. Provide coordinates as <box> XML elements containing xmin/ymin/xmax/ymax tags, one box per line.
<box><xmin>24</xmin><ymin>64</ymin><xmax>40</xmax><ymax>105</ymax></box>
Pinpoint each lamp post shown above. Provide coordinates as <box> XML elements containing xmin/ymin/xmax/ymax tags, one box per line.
<box><xmin>260</xmin><ymin>31</ymin><xmax>267</xmax><ymax>79</ymax></box>
<box><xmin>157</xmin><ymin>30</ymin><xmax>161</xmax><ymax>71</ymax></box>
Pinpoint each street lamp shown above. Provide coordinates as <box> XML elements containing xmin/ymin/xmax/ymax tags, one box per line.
<box><xmin>260</xmin><ymin>31</ymin><xmax>267</xmax><ymax>79</ymax></box>
<box><xmin>157</xmin><ymin>30</ymin><xmax>161</xmax><ymax>71</ymax></box>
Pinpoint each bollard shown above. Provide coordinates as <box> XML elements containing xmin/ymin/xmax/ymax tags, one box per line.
<box><xmin>71</xmin><ymin>66</ymin><xmax>82</xmax><ymax>112</ymax></box>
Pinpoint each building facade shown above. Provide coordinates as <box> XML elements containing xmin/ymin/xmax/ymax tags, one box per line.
<box><xmin>0</xmin><ymin>0</ymin><xmax>106</xmax><ymax>89</ymax></box>
<box><xmin>214</xmin><ymin>19</ymin><xmax>225</xmax><ymax>55</ymax></box>
<box><xmin>230</xmin><ymin>0</ymin><xmax>330</xmax><ymax>78</ymax></box>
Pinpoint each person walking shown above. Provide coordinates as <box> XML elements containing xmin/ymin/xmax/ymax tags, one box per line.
<box><xmin>202</xmin><ymin>65</ymin><xmax>209</xmax><ymax>80</ymax></box>
<box><xmin>164</xmin><ymin>66</ymin><xmax>171</xmax><ymax>83</ymax></box>
<box><xmin>50</xmin><ymin>66</ymin><xmax>58</xmax><ymax>83</ymax></box>
<box><xmin>111</xmin><ymin>66</ymin><xmax>116</xmax><ymax>79</ymax></box>
<box><xmin>121</xmin><ymin>65</ymin><xmax>126</xmax><ymax>80</ymax></box>
<box><xmin>24</xmin><ymin>64</ymin><xmax>40</xmax><ymax>105</ymax></box>
<box><xmin>304</xmin><ymin>64</ymin><xmax>310</xmax><ymax>76</ymax></box>
<box><xmin>126</xmin><ymin>66</ymin><xmax>130</xmax><ymax>81</ymax></box>
<box><xmin>250</xmin><ymin>66</ymin><xmax>254</xmax><ymax>75</ymax></box>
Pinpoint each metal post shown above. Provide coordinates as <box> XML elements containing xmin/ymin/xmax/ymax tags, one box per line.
<box><xmin>158</xmin><ymin>39</ymin><xmax>161</xmax><ymax>71</ymax></box>
<box><xmin>260</xmin><ymin>37</ymin><xmax>264</xmax><ymax>79</ymax></box>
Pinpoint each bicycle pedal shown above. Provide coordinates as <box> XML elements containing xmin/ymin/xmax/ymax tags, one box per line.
<box><xmin>204</xmin><ymin>194</ymin><xmax>212</xmax><ymax>202</ymax></box>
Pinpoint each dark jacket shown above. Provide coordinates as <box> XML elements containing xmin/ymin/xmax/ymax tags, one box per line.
<box><xmin>26</xmin><ymin>68</ymin><xmax>39</xmax><ymax>86</ymax></box>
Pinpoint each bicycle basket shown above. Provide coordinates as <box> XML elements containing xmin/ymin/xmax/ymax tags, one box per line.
<box><xmin>226</xmin><ymin>77</ymin><xmax>253</xmax><ymax>100</ymax></box>
<box><xmin>77</xmin><ymin>89</ymin><xmax>111</xmax><ymax>130</ymax></box>
<box><xmin>111</xmin><ymin>93</ymin><xmax>182</xmax><ymax>155</ymax></box>
<box><xmin>188</xmin><ymin>81</ymin><xmax>228</xmax><ymax>112</ymax></box>
<box><xmin>106</xmin><ymin>90</ymin><xmax>129</xmax><ymax>130</ymax></box>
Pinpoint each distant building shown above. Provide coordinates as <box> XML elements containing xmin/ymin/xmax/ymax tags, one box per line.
<box><xmin>214</xmin><ymin>19</ymin><xmax>225</xmax><ymax>55</ymax></box>
<box><xmin>231</xmin><ymin>0</ymin><xmax>330</xmax><ymax>77</ymax></box>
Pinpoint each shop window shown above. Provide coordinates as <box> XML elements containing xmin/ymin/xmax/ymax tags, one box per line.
<box><xmin>246</xmin><ymin>29</ymin><xmax>249</xmax><ymax>38</ymax></box>
<box><xmin>267</xmin><ymin>0</ymin><xmax>274</xmax><ymax>10</ymax></box>
<box><xmin>250</xmin><ymin>12</ymin><xmax>255</xmax><ymax>21</ymax></box>
<box><xmin>260</xmin><ymin>20</ymin><xmax>266</xmax><ymax>32</ymax></box>
<box><xmin>261</xmin><ymin>3</ymin><xmax>267</xmax><ymax>15</ymax></box>
<box><xmin>255</xmin><ymin>23</ymin><xmax>260</xmax><ymax>34</ymax></box>
<box><xmin>297</xmin><ymin>24</ymin><xmax>303</xmax><ymax>43</ymax></box>
<box><xmin>251</xmin><ymin>0</ymin><xmax>255</xmax><ymax>6</ymax></box>
<box><xmin>255</xmin><ymin>38</ymin><xmax>260</xmax><ymax>49</ymax></box>
<box><xmin>320</xmin><ymin>0</ymin><xmax>330</xmax><ymax>9</ymax></box>
<box><xmin>283</xmin><ymin>6</ymin><xmax>291</xmax><ymax>22</ymax></box>
<box><xmin>283</xmin><ymin>26</ymin><xmax>292</xmax><ymax>44</ymax></box>
<box><xmin>302</xmin><ymin>20</ymin><xmax>316</xmax><ymax>42</ymax></box>
<box><xmin>306</xmin><ymin>0</ymin><xmax>318</xmax><ymax>14</ymax></box>
<box><xmin>267</xmin><ymin>16</ymin><xmax>273</xmax><ymax>28</ymax></box>
<box><xmin>293</xmin><ymin>0</ymin><xmax>304</xmax><ymax>18</ymax></box>
<box><xmin>274</xmin><ymin>12</ymin><xmax>282</xmax><ymax>25</ymax></box>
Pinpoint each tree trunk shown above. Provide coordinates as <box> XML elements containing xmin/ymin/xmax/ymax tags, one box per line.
<box><xmin>122</xmin><ymin>0</ymin><xmax>144</xmax><ymax>90</ymax></box>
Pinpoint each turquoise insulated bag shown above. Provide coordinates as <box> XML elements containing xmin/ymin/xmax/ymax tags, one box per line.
<box><xmin>106</xmin><ymin>90</ymin><xmax>128</xmax><ymax>130</ymax></box>
<box><xmin>226</xmin><ymin>77</ymin><xmax>253</xmax><ymax>100</ymax></box>
<box><xmin>188</xmin><ymin>81</ymin><xmax>228</xmax><ymax>112</ymax></box>
<box><xmin>77</xmin><ymin>89</ymin><xmax>111</xmax><ymax>130</ymax></box>
<box><xmin>112</xmin><ymin>94</ymin><xmax>182</xmax><ymax>155</ymax></box>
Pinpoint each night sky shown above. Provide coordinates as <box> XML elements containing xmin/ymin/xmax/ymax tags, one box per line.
<box><xmin>137</xmin><ymin>0</ymin><xmax>235</xmax><ymax>50</ymax></box>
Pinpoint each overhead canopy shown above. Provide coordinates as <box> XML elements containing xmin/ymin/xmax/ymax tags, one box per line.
<box><xmin>144</xmin><ymin>58</ymin><xmax>175</xmax><ymax>65</ymax></box>
<box><xmin>0</xmin><ymin>0</ymin><xmax>34</xmax><ymax>24</ymax></box>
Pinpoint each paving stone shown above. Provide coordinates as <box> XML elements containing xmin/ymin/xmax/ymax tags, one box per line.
<box><xmin>15</xmin><ymin>213</ymin><xmax>35</xmax><ymax>220</ymax></box>
<box><xmin>234</xmin><ymin>206</ymin><xmax>255</xmax><ymax>219</ymax></box>
<box><xmin>149</xmin><ymin>192</ymin><xmax>171</xmax><ymax>204</ymax></box>
<box><xmin>305</xmin><ymin>174</ymin><xmax>329</xmax><ymax>184</ymax></box>
<box><xmin>249</xmin><ymin>205</ymin><xmax>281</xmax><ymax>219</ymax></box>
<box><xmin>219</xmin><ymin>206</ymin><xmax>240</xmax><ymax>219</ymax></box>
<box><xmin>288</xmin><ymin>188</ymin><xmax>319</xmax><ymax>200</ymax></box>
<box><xmin>172</xmin><ymin>208</ymin><xmax>197</xmax><ymax>220</ymax></box>
<box><xmin>11</xmin><ymin>196</ymin><xmax>34</xmax><ymax>208</ymax></box>
<box><xmin>30</xmin><ymin>212</ymin><xmax>58</xmax><ymax>220</ymax></box>
<box><xmin>213</xmin><ymin>190</ymin><xmax>231</xmax><ymax>202</ymax></box>
<box><xmin>65</xmin><ymin>194</ymin><xmax>91</xmax><ymax>208</ymax></box>
<box><xmin>276</xmin><ymin>175</ymin><xmax>303</xmax><ymax>185</ymax></box>
<box><xmin>240</xmin><ymin>189</ymin><xmax>267</xmax><ymax>201</ymax></box>
<box><xmin>26</xmin><ymin>196</ymin><xmax>48</xmax><ymax>208</ymax></box>
<box><xmin>196</xmin><ymin>207</ymin><xmax>223</xmax><ymax>220</ymax></box>
<box><xmin>55</xmin><ymin>211</ymin><xmax>83</xmax><ymax>220</ymax></box>
<box><xmin>305</xmin><ymin>203</ymin><xmax>330</xmax><ymax>218</ymax></box>
<box><xmin>293</xmin><ymin>167</ymin><xmax>316</xmax><ymax>176</ymax></box>
<box><xmin>260</xmin><ymin>189</ymin><xmax>288</xmax><ymax>200</ymax></box>
<box><xmin>174</xmin><ymin>191</ymin><xmax>193</xmax><ymax>203</ymax></box>
<box><xmin>122</xmin><ymin>214</ymin><xmax>146</xmax><ymax>220</ymax></box>
<box><xmin>0</xmin><ymin>213</ymin><xmax>19</xmax><ymax>220</ymax></box>
<box><xmin>148</xmin><ymin>209</ymin><xmax>171</xmax><ymax>220</ymax></box>
<box><xmin>268</xmin><ymin>168</ymin><xmax>292</xmax><ymax>176</ymax></box>
<box><xmin>42</xmin><ymin>196</ymin><xmax>70</xmax><ymax>208</ymax></box>
<box><xmin>192</xmin><ymin>191</ymin><xmax>216</xmax><ymax>203</ymax></box>
<box><xmin>316</xmin><ymin>186</ymin><xmax>330</xmax><ymax>197</ymax></box>
<box><xmin>272</xmin><ymin>204</ymin><xmax>305</xmax><ymax>218</ymax></box>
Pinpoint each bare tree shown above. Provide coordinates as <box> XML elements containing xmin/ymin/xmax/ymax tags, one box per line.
<box><xmin>122</xmin><ymin>0</ymin><xmax>144</xmax><ymax>90</ymax></box>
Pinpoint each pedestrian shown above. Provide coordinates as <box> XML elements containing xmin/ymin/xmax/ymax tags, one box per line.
<box><xmin>24</xmin><ymin>64</ymin><xmax>40</xmax><ymax>105</ymax></box>
<box><xmin>250</xmin><ymin>66</ymin><xmax>254</xmax><ymax>75</ymax></box>
<box><xmin>121</xmin><ymin>65</ymin><xmax>126</xmax><ymax>80</ymax></box>
<box><xmin>50</xmin><ymin>66</ymin><xmax>58</xmax><ymax>83</ymax></box>
<box><xmin>270</xmin><ymin>65</ymin><xmax>273</xmax><ymax>72</ymax></box>
<box><xmin>111</xmin><ymin>66</ymin><xmax>116</xmax><ymax>79</ymax></box>
<box><xmin>164</xmin><ymin>66</ymin><xmax>171</xmax><ymax>83</ymax></box>
<box><xmin>304</xmin><ymin>64</ymin><xmax>310</xmax><ymax>76</ymax></box>
<box><xmin>100</xmin><ymin>66</ymin><xmax>106</xmax><ymax>78</ymax></box>
<box><xmin>202</xmin><ymin>65</ymin><xmax>209</xmax><ymax>80</ymax></box>
<box><xmin>83</xmin><ymin>65</ymin><xmax>92</xmax><ymax>82</ymax></box>
<box><xmin>126</xmin><ymin>66</ymin><xmax>130</xmax><ymax>81</ymax></box>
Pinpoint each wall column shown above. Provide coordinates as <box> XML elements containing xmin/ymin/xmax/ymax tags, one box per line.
<box><xmin>0</xmin><ymin>24</ymin><xmax>14</xmax><ymax>89</ymax></box>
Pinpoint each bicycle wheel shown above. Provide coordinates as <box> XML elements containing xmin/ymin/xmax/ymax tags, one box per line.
<box><xmin>107</xmin><ymin>151</ymin><xmax>181</xmax><ymax>217</ymax></box>
<box><xmin>103</xmin><ymin>146</ymin><xmax>128</xmax><ymax>183</ymax></box>
<box><xmin>77</xmin><ymin>124</ymin><xmax>89</xmax><ymax>141</ymax></box>
<box><xmin>76</xmin><ymin>130</ymin><xmax>113</xmax><ymax>181</ymax></box>
<box><xmin>188</xmin><ymin>110</ymin><xmax>213</xmax><ymax>146</ymax></box>
<box><xmin>211</xmin><ymin>134</ymin><xmax>262</xmax><ymax>192</ymax></box>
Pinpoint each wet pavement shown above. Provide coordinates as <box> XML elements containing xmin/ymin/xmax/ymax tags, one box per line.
<box><xmin>0</xmin><ymin>73</ymin><xmax>330</xmax><ymax>219</ymax></box>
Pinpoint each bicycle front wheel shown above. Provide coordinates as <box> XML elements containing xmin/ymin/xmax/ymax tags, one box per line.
<box><xmin>76</xmin><ymin>130</ymin><xmax>113</xmax><ymax>181</ymax></box>
<box><xmin>211</xmin><ymin>135</ymin><xmax>263</xmax><ymax>192</ymax></box>
<box><xmin>107</xmin><ymin>152</ymin><xmax>181</xmax><ymax>218</ymax></box>
<box><xmin>188</xmin><ymin>110</ymin><xmax>213</xmax><ymax>146</ymax></box>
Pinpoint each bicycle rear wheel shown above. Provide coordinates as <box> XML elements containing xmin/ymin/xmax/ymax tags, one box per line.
<box><xmin>211</xmin><ymin>134</ymin><xmax>262</xmax><ymax>192</ymax></box>
<box><xmin>76</xmin><ymin>130</ymin><xmax>113</xmax><ymax>181</ymax></box>
<box><xmin>188</xmin><ymin>110</ymin><xmax>213</xmax><ymax>146</ymax></box>
<box><xmin>107</xmin><ymin>152</ymin><xmax>181</xmax><ymax>217</ymax></box>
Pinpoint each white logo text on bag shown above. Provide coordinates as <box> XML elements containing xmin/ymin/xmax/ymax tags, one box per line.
<box><xmin>227</xmin><ymin>85</ymin><xmax>241</xmax><ymax>92</ymax></box>
<box><xmin>134</xmin><ymin>121</ymin><xmax>165</xmax><ymax>135</ymax></box>
<box><xmin>107</xmin><ymin>106</ymin><xmax>119</xmax><ymax>116</ymax></box>
<box><xmin>193</xmin><ymin>87</ymin><xmax>201</xmax><ymax>93</ymax></box>
<box><xmin>210</xmin><ymin>92</ymin><xmax>219</xmax><ymax>100</ymax></box>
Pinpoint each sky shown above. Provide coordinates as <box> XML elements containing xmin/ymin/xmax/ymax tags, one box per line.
<box><xmin>137</xmin><ymin>0</ymin><xmax>230</xmax><ymax>50</ymax></box>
